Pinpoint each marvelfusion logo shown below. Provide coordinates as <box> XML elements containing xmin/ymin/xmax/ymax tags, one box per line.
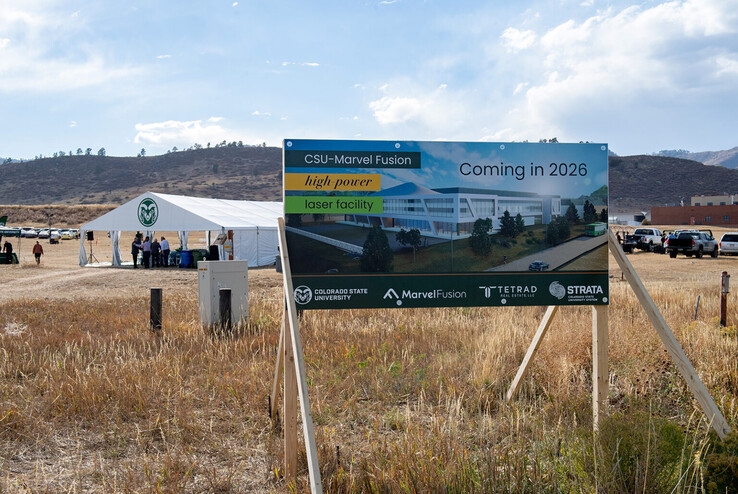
<box><xmin>383</xmin><ymin>287</ymin><xmax>466</xmax><ymax>306</ymax></box>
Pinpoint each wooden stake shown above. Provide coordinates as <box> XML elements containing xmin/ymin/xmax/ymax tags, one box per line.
<box><xmin>608</xmin><ymin>229</ymin><xmax>731</xmax><ymax>438</ymax></box>
<box><xmin>592</xmin><ymin>305</ymin><xmax>608</xmax><ymax>430</ymax></box>
<box><xmin>270</xmin><ymin>316</ymin><xmax>285</xmax><ymax>421</ymax></box>
<box><xmin>150</xmin><ymin>288</ymin><xmax>162</xmax><ymax>331</ymax></box>
<box><xmin>277</xmin><ymin>217</ymin><xmax>323</xmax><ymax>493</ymax></box>
<box><xmin>284</xmin><ymin>304</ymin><xmax>298</xmax><ymax>484</ymax></box>
<box><xmin>506</xmin><ymin>305</ymin><xmax>559</xmax><ymax>402</ymax></box>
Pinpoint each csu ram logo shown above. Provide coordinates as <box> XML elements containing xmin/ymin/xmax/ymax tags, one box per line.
<box><xmin>294</xmin><ymin>286</ymin><xmax>313</xmax><ymax>305</ymax></box>
<box><xmin>138</xmin><ymin>198</ymin><xmax>159</xmax><ymax>227</ymax></box>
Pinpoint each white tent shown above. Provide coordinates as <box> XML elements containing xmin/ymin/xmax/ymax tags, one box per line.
<box><xmin>79</xmin><ymin>192</ymin><xmax>283</xmax><ymax>268</ymax></box>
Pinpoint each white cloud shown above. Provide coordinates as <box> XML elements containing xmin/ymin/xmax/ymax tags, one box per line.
<box><xmin>500</xmin><ymin>27</ymin><xmax>536</xmax><ymax>52</ymax></box>
<box><xmin>513</xmin><ymin>82</ymin><xmax>529</xmax><ymax>95</ymax></box>
<box><xmin>485</xmin><ymin>0</ymin><xmax>738</xmax><ymax>146</ymax></box>
<box><xmin>715</xmin><ymin>55</ymin><xmax>738</xmax><ymax>76</ymax></box>
<box><xmin>368</xmin><ymin>84</ymin><xmax>465</xmax><ymax>131</ymax></box>
<box><xmin>69</xmin><ymin>121</ymin><xmax>77</xmax><ymax>128</ymax></box>
<box><xmin>156</xmin><ymin>54</ymin><xmax>171</xmax><ymax>59</ymax></box>
<box><xmin>232</xmin><ymin>2</ymin><xmax>238</xmax><ymax>6</ymax></box>
<box><xmin>302</xmin><ymin>62</ymin><xmax>319</xmax><ymax>67</ymax></box>
<box><xmin>0</xmin><ymin>4</ymin><xmax>140</xmax><ymax>92</ymax></box>
<box><xmin>251</xmin><ymin>111</ymin><xmax>271</xmax><ymax>117</ymax></box>
<box><xmin>133</xmin><ymin>118</ymin><xmax>247</xmax><ymax>148</ymax></box>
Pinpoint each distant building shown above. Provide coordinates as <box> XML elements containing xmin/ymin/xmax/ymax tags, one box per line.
<box><xmin>652</xmin><ymin>204</ymin><xmax>738</xmax><ymax>226</ymax></box>
<box><xmin>341</xmin><ymin>182</ymin><xmax>561</xmax><ymax>239</ymax></box>
<box><xmin>691</xmin><ymin>194</ymin><xmax>737</xmax><ymax>206</ymax></box>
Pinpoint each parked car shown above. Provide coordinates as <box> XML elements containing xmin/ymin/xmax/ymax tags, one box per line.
<box><xmin>719</xmin><ymin>232</ymin><xmax>738</xmax><ymax>256</ymax></box>
<box><xmin>666</xmin><ymin>231</ymin><xmax>719</xmax><ymax>258</ymax></box>
<box><xmin>60</xmin><ymin>230</ymin><xmax>73</xmax><ymax>240</ymax></box>
<box><xmin>37</xmin><ymin>229</ymin><xmax>50</xmax><ymax>239</ymax></box>
<box><xmin>528</xmin><ymin>260</ymin><xmax>550</xmax><ymax>271</ymax></box>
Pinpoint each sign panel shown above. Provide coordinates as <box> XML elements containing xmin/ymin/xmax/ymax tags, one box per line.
<box><xmin>283</xmin><ymin>139</ymin><xmax>609</xmax><ymax>309</ymax></box>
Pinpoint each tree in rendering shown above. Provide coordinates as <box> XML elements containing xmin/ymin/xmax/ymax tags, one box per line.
<box><xmin>599</xmin><ymin>208</ymin><xmax>608</xmax><ymax>223</ymax></box>
<box><xmin>396</xmin><ymin>228</ymin><xmax>422</xmax><ymax>263</ymax></box>
<box><xmin>470</xmin><ymin>218</ymin><xmax>493</xmax><ymax>256</ymax></box>
<box><xmin>514</xmin><ymin>213</ymin><xmax>526</xmax><ymax>236</ymax></box>
<box><xmin>565</xmin><ymin>203</ymin><xmax>580</xmax><ymax>224</ymax></box>
<box><xmin>583</xmin><ymin>200</ymin><xmax>598</xmax><ymax>223</ymax></box>
<box><xmin>499</xmin><ymin>210</ymin><xmax>517</xmax><ymax>237</ymax></box>
<box><xmin>360</xmin><ymin>225</ymin><xmax>393</xmax><ymax>272</ymax></box>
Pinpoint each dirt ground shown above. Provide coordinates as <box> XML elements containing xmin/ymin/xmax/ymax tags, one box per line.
<box><xmin>2</xmin><ymin>224</ymin><xmax>738</xmax><ymax>303</ymax></box>
<box><xmin>0</xmin><ymin>231</ymin><xmax>282</xmax><ymax>302</ymax></box>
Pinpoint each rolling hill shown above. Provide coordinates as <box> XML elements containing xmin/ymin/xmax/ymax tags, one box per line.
<box><xmin>2</xmin><ymin>146</ymin><xmax>738</xmax><ymax>217</ymax></box>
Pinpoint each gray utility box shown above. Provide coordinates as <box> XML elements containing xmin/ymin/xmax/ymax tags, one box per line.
<box><xmin>198</xmin><ymin>260</ymin><xmax>249</xmax><ymax>326</ymax></box>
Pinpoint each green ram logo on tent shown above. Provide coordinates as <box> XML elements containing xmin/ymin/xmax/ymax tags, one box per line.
<box><xmin>138</xmin><ymin>198</ymin><xmax>159</xmax><ymax>227</ymax></box>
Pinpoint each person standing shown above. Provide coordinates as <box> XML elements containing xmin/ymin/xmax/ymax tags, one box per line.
<box><xmin>2</xmin><ymin>240</ymin><xmax>12</xmax><ymax>255</ymax></box>
<box><xmin>142</xmin><ymin>236</ymin><xmax>152</xmax><ymax>269</ymax></box>
<box><xmin>151</xmin><ymin>237</ymin><xmax>161</xmax><ymax>267</ymax></box>
<box><xmin>32</xmin><ymin>241</ymin><xmax>43</xmax><ymax>265</ymax></box>
<box><xmin>160</xmin><ymin>236</ymin><xmax>170</xmax><ymax>267</ymax></box>
<box><xmin>131</xmin><ymin>236</ymin><xmax>142</xmax><ymax>269</ymax></box>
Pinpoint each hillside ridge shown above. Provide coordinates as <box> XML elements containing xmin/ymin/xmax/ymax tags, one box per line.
<box><xmin>3</xmin><ymin>147</ymin><xmax>738</xmax><ymax>214</ymax></box>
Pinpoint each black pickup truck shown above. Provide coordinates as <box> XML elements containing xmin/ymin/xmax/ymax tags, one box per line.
<box><xmin>665</xmin><ymin>231</ymin><xmax>719</xmax><ymax>258</ymax></box>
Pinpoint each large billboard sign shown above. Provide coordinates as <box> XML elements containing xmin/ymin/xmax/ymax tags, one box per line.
<box><xmin>283</xmin><ymin>139</ymin><xmax>609</xmax><ymax>310</ymax></box>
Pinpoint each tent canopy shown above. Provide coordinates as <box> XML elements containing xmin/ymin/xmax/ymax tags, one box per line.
<box><xmin>79</xmin><ymin>192</ymin><xmax>283</xmax><ymax>267</ymax></box>
<box><xmin>82</xmin><ymin>192</ymin><xmax>282</xmax><ymax>232</ymax></box>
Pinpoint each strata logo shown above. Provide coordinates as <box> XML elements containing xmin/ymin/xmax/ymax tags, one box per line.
<box><xmin>479</xmin><ymin>285</ymin><xmax>537</xmax><ymax>304</ymax></box>
<box><xmin>549</xmin><ymin>281</ymin><xmax>608</xmax><ymax>302</ymax></box>
<box><xmin>383</xmin><ymin>287</ymin><xmax>466</xmax><ymax>306</ymax></box>
<box><xmin>549</xmin><ymin>281</ymin><xmax>566</xmax><ymax>300</ymax></box>
<box><xmin>293</xmin><ymin>285</ymin><xmax>313</xmax><ymax>305</ymax></box>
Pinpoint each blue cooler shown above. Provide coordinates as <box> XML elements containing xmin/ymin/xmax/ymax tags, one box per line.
<box><xmin>179</xmin><ymin>250</ymin><xmax>194</xmax><ymax>268</ymax></box>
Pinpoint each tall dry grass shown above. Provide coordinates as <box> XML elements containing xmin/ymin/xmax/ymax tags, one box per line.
<box><xmin>1</xmin><ymin>276</ymin><xmax>737</xmax><ymax>492</ymax></box>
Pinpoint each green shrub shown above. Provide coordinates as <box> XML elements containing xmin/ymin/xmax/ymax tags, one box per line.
<box><xmin>705</xmin><ymin>432</ymin><xmax>738</xmax><ymax>494</ymax></box>
<box><xmin>576</xmin><ymin>410</ymin><xmax>687</xmax><ymax>493</ymax></box>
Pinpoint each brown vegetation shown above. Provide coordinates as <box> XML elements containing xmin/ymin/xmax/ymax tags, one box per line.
<box><xmin>0</xmin><ymin>146</ymin><xmax>281</xmax><ymax>205</ymax></box>
<box><xmin>1</xmin><ymin>230</ymin><xmax>738</xmax><ymax>492</ymax></box>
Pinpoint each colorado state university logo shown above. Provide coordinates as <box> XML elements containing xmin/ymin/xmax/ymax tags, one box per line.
<box><xmin>138</xmin><ymin>198</ymin><xmax>159</xmax><ymax>227</ymax></box>
<box><xmin>294</xmin><ymin>286</ymin><xmax>313</xmax><ymax>305</ymax></box>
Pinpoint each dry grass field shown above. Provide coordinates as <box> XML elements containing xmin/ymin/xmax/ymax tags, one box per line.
<box><xmin>1</xmin><ymin>226</ymin><xmax>738</xmax><ymax>493</ymax></box>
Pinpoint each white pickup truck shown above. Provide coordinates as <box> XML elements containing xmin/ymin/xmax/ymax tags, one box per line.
<box><xmin>622</xmin><ymin>227</ymin><xmax>664</xmax><ymax>253</ymax></box>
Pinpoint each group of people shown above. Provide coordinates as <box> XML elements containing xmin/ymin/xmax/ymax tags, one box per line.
<box><xmin>2</xmin><ymin>240</ymin><xmax>44</xmax><ymax>265</ymax></box>
<box><xmin>131</xmin><ymin>233</ymin><xmax>171</xmax><ymax>269</ymax></box>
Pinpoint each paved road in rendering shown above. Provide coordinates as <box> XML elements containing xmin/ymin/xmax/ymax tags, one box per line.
<box><xmin>487</xmin><ymin>234</ymin><xmax>608</xmax><ymax>272</ymax></box>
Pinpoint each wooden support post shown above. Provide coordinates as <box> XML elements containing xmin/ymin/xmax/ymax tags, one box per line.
<box><xmin>608</xmin><ymin>229</ymin><xmax>731</xmax><ymax>438</ymax></box>
<box><xmin>720</xmin><ymin>271</ymin><xmax>729</xmax><ymax>327</ymax></box>
<box><xmin>592</xmin><ymin>305</ymin><xmax>608</xmax><ymax>430</ymax></box>
<box><xmin>150</xmin><ymin>287</ymin><xmax>162</xmax><ymax>331</ymax></box>
<box><xmin>270</xmin><ymin>316</ymin><xmax>285</xmax><ymax>421</ymax></box>
<box><xmin>219</xmin><ymin>288</ymin><xmax>232</xmax><ymax>332</ymax></box>
<box><xmin>277</xmin><ymin>217</ymin><xmax>323</xmax><ymax>493</ymax></box>
<box><xmin>506</xmin><ymin>305</ymin><xmax>559</xmax><ymax>402</ymax></box>
<box><xmin>284</xmin><ymin>304</ymin><xmax>298</xmax><ymax>484</ymax></box>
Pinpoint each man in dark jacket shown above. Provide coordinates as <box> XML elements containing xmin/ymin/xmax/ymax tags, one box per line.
<box><xmin>131</xmin><ymin>237</ymin><xmax>142</xmax><ymax>269</ymax></box>
<box><xmin>151</xmin><ymin>238</ymin><xmax>161</xmax><ymax>267</ymax></box>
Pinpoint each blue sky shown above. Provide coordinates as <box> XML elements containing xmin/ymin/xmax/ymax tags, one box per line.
<box><xmin>1</xmin><ymin>0</ymin><xmax>737</xmax><ymax>160</ymax></box>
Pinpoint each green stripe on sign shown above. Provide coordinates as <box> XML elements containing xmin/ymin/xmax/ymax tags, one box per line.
<box><xmin>285</xmin><ymin>196</ymin><xmax>383</xmax><ymax>214</ymax></box>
